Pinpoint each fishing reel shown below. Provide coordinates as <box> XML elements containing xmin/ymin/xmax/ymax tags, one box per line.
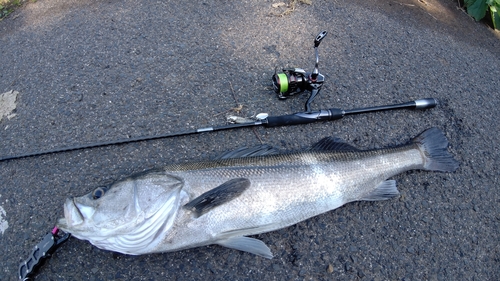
<box><xmin>272</xmin><ymin>30</ymin><xmax>327</xmax><ymax>112</ymax></box>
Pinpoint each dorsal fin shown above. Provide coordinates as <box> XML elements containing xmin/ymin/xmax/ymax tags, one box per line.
<box><xmin>310</xmin><ymin>137</ymin><xmax>360</xmax><ymax>151</ymax></box>
<box><xmin>184</xmin><ymin>178</ymin><xmax>250</xmax><ymax>217</ymax></box>
<box><xmin>215</xmin><ymin>145</ymin><xmax>280</xmax><ymax>160</ymax></box>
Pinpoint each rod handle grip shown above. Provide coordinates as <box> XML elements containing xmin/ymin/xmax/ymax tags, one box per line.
<box><xmin>265</xmin><ymin>108</ymin><xmax>344</xmax><ymax>127</ymax></box>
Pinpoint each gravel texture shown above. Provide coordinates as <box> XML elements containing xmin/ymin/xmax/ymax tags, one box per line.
<box><xmin>1</xmin><ymin>0</ymin><xmax>499</xmax><ymax>280</ymax></box>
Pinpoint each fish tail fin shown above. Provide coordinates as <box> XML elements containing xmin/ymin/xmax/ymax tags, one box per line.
<box><xmin>412</xmin><ymin>128</ymin><xmax>459</xmax><ymax>172</ymax></box>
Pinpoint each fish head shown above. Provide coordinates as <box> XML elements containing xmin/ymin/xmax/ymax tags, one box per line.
<box><xmin>57</xmin><ymin>170</ymin><xmax>185</xmax><ymax>254</ymax></box>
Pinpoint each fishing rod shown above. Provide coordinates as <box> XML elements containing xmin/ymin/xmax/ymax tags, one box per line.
<box><xmin>1</xmin><ymin>98</ymin><xmax>436</xmax><ymax>162</ymax></box>
<box><xmin>2</xmin><ymin>30</ymin><xmax>438</xmax><ymax>164</ymax></box>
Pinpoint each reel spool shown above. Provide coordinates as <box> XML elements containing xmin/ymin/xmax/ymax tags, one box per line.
<box><xmin>272</xmin><ymin>68</ymin><xmax>307</xmax><ymax>99</ymax></box>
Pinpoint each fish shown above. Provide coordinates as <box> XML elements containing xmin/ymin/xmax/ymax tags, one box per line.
<box><xmin>56</xmin><ymin>127</ymin><xmax>459</xmax><ymax>258</ymax></box>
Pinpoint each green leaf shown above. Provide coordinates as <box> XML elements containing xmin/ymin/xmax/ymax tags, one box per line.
<box><xmin>465</xmin><ymin>0</ymin><xmax>489</xmax><ymax>21</ymax></box>
<box><xmin>491</xmin><ymin>5</ymin><xmax>500</xmax><ymax>29</ymax></box>
<box><xmin>487</xmin><ymin>0</ymin><xmax>500</xmax><ymax>11</ymax></box>
<box><xmin>494</xmin><ymin>0</ymin><xmax>500</xmax><ymax>9</ymax></box>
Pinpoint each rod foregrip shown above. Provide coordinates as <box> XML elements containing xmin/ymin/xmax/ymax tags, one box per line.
<box><xmin>265</xmin><ymin>108</ymin><xmax>344</xmax><ymax>127</ymax></box>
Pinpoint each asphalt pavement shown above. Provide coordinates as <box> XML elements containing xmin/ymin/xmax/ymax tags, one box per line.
<box><xmin>1</xmin><ymin>0</ymin><xmax>499</xmax><ymax>280</ymax></box>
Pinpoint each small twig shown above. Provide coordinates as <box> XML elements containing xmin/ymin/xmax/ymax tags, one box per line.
<box><xmin>392</xmin><ymin>0</ymin><xmax>437</xmax><ymax>21</ymax></box>
<box><xmin>392</xmin><ymin>1</ymin><xmax>415</xmax><ymax>7</ymax></box>
<box><xmin>229</xmin><ymin>81</ymin><xmax>261</xmax><ymax>143</ymax></box>
<box><xmin>425</xmin><ymin>11</ymin><xmax>438</xmax><ymax>21</ymax></box>
<box><xmin>229</xmin><ymin>81</ymin><xmax>239</xmax><ymax>106</ymax></box>
<box><xmin>214</xmin><ymin>82</ymin><xmax>244</xmax><ymax>117</ymax></box>
<box><xmin>252</xmin><ymin>127</ymin><xmax>263</xmax><ymax>144</ymax></box>
<box><xmin>213</xmin><ymin>104</ymin><xmax>244</xmax><ymax>117</ymax></box>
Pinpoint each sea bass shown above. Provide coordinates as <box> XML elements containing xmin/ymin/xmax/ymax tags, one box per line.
<box><xmin>57</xmin><ymin>128</ymin><xmax>458</xmax><ymax>258</ymax></box>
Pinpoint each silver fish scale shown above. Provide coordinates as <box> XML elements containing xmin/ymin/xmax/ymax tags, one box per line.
<box><xmin>163</xmin><ymin>144</ymin><xmax>420</xmax><ymax>170</ymax></box>
<box><xmin>153</xmin><ymin>145</ymin><xmax>423</xmax><ymax>253</ymax></box>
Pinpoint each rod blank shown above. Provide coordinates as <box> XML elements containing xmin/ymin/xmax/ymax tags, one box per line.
<box><xmin>0</xmin><ymin>98</ymin><xmax>438</xmax><ymax>162</ymax></box>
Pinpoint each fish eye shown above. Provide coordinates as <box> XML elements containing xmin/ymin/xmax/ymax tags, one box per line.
<box><xmin>92</xmin><ymin>187</ymin><xmax>106</xmax><ymax>200</ymax></box>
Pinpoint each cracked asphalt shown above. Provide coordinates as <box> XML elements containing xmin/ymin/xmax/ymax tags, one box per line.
<box><xmin>1</xmin><ymin>0</ymin><xmax>499</xmax><ymax>280</ymax></box>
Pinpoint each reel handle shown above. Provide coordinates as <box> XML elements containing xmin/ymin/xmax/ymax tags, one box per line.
<box><xmin>305</xmin><ymin>88</ymin><xmax>321</xmax><ymax>112</ymax></box>
<box><xmin>311</xmin><ymin>31</ymin><xmax>327</xmax><ymax>80</ymax></box>
<box><xmin>314</xmin><ymin>31</ymin><xmax>328</xmax><ymax>47</ymax></box>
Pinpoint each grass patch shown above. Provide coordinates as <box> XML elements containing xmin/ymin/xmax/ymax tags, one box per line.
<box><xmin>271</xmin><ymin>0</ymin><xmax>312</xmax><ymax>17</ymax></box>
<box><xmin>0</xmin><ymin>0</ymin><xmax>30</xmax><ymax>20</ymax></box>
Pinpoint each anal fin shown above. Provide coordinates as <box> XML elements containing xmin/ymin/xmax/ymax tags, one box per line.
<box><xmin>217</xmin><ymin>236</ymin><xmax>273</xmax><ymax>259</ymax></box>
<box><xmin>360</xmin><ymin>180</ymin><xmax>399</xmax><ymax>201</ymax></box>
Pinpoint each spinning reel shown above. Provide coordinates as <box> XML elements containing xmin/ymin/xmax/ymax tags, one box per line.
<box><xmin>272</xmin><ymin>31</ymin><xmax>328</xmax><ymax>112</ymax></box>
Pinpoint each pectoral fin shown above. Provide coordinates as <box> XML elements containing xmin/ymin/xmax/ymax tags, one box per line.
<box><xmin>184</xmin><ymin>178</ymin><xmax>250</xmax><ymax>217</ymax></box>
<box><xmin>217</xmin><ymin>236</ymin><xmax>273</xmax><ymax>259</ymax></box>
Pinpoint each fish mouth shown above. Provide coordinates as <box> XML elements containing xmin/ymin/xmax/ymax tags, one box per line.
<box><xmin>61</xmin><ymin>197</ymin><xmax>84</xmax><ymax>227</ymax></box>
